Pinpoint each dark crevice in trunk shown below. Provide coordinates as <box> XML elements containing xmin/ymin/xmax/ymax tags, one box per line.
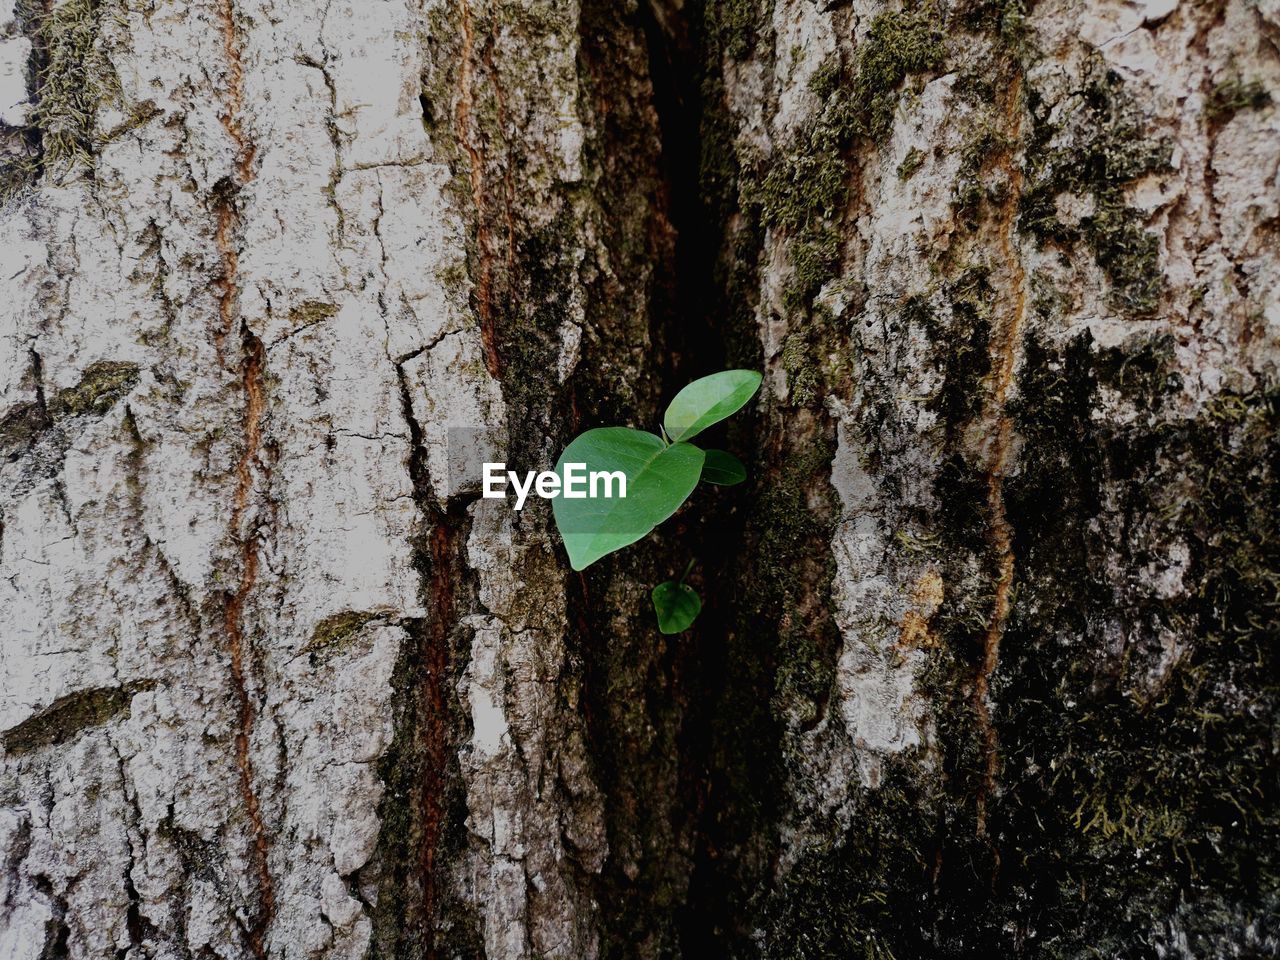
<box><xmin>640</xmin><ymin>5</ymin><xmax>757</xmax><ymax>950</ymax></box>
<box><xmin>639</xmin><ymin>0</ymin><xmax>728</xmax><ymax>385</ymax></box>
<box><xmin>565</xmin><ymin>1</ymin><xmax>756</xmax><ymax>955</ymax></box>
<box><xmin>33</xmin><ymin>873</ymin><xmax>71</xmax><ymax>960</ymax></box>
<box><xmin>393</xmin><ymin>2</ymin><xmax>806</xmax><ymax>955</ymax></box>
<box><xmin>577</xmin><ymin>1</ymin><xmax>778</xmax><ymax>955</ymax></box>
<box><xmin>647</xmin><ymin>3</ymin><xmax>849</xmax><ymax>955</ymax></box>
<box><xmin>370</xmin><ymin>370</ymin><xmax>483</xmax><ymax>960</ymax></box>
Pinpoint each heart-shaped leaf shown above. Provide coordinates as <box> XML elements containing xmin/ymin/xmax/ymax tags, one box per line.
<box><xmin>651</xmin><ymin>581</ymin><xmax>701</xmax><ymax>633</ymax></box>
<box><xmin>553</xmin><ymin>427</ymin><xmax>704</xmax><ymax>571</ymax></box>
<box><xmin>701</xmin><ymin>448</ymin><xmax>746</xmax><ymax>486</ymax></box>
<box><xmin>663</xmin><ymin>369</ymin><xmax>762</xmax><ymax>443</ymax></box>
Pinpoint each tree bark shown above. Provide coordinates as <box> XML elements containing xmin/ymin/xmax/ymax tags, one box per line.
<box><xmin>1</xmin><ymin>0</ymin><xmax>1276</xmax><ymax>959</ymax></box>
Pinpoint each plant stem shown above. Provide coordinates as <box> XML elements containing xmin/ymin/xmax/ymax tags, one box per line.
<box><xmin>678</xmin><ymin>557</ymin><xmax>695</xmax><ymax>584</ymax></box>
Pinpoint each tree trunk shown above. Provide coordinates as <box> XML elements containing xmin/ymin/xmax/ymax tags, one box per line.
<box><xmin>1</xmin><ymin>0</ymin><xmax>1276</xmax><ymax>958</ymax></box>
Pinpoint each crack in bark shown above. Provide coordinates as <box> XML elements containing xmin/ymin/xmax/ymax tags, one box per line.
<box><xmin>974</xmin><ymin>74</ymin><xmax>1027</xmax><ymax>840</ymax></box>
<box><xmin>212</xmin><ymin>0</ymin><xmax>274</xmax><ymax>954</ymax></box>
<box><xmin>417</xmin><ymin>524</ymin><xmax>456</xmax><ymax>959</ymax></box>
<box><xmin>378</xmin><ymin>362</ymin><xmax>475</xmax><ymax>958</ymax></box>
<box><xmin>108</xmin><ymin>733</ymin><xmax>156</xmax><ymax>953</ymax></box>
<box><xmin>222</xmin><ymin>328</ymin><xmax>274</xmax><ymax>958</ymax></box>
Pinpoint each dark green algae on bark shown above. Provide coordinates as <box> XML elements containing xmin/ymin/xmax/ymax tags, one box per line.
<box><xmin>688</xmin><ymin>263</ymin><xmax>1279</xmax><ymax>960</ymax></box>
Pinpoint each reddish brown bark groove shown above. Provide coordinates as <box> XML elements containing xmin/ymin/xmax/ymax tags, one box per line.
<box><xmin>455</xmin><ymin>0</ymin><xmax>502</xmax><ymax>378</ymax></box>
<box><xmin>973</xmin><ymin>74</ymin><xmax>1026</xmax><ymax>838</ymax></box>
<box><xmin>214</xmin><ymin>0</ymin><xmax>275</xmax><ymax>953</ymax></box>
<box><xmin>389</xmin><ymin>354</ymin><xmax>467</xmax><ymax>954</ymax></box>
<box><xmin>419</xmin><ymin>523</ymin><xmax>457</xmax><ymax>958</ymax></box>
<box><xmin>214</xmin><ymin>204</ymin><xmax>241</xmax><ymax>352</ymax></box>
<box><xmin>481</xmin><ymin>34</ymin><xmax>518</xmax><ymax>272</ymax></box>
<box><xmin>217</xmin><ymin>0</ymin><xmax>256</xmax><ymax>182</ymax></box>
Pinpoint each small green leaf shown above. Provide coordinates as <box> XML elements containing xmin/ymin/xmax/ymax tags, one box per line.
<box><xmin>663</xmin><ymin>369</ymin><xmax>762</xmax><ymax>443</ymax></box>
<box><xmin>553</xmin><ymin>427</ymin><xmax>704</xmax><ymax>571</ymax></box>
<box><xmin>701</xmin><ymin>449</ymin><xmax>746</xmax><ymax>485</ymax></box>
<box><xmin>651</xmin><ymin>581</ymin><xmax>701</xmax><ymax>633</ymax></box>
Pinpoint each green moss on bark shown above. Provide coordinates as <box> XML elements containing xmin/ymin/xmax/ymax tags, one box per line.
<box><xmin>1020</xmin><ymin>63</ymin><xmax>1173</xmax><ymax>314</ymax></box>
<box><xmin>851</xmin><ymin>9</ymin><xmax>946</xmax><ymax>142</ymax></box>
<box><xmin>896</xmin><ymin>146</ymin><xmax>925</xmax><ymax>181</ymax></box>
<box><xmin>1</xmin><ymin>682</ymin><xmax>152</xmax><ymax>754</ymax></box>
<box><xmin>48</xmin><ymin>360</ymin><xmax>139</xmax><ymax>419</ymax></box>
<box><xmin>749</xmin><ymin>9</ymin><xmax>943</xmax><ymax>313</ymax></box>
<box><xmin>705</xmin><ymin>0</ymin><xmax>762</xmax><ymax>62</ymax></box>
<box><xmin>32</xmin><ymin>0</ymin><xmax>118</xmax><ymax>167</ymax></box>
<box><xmin>2</xmin><ymin>0</ymin><xmax>120</xmax><ymax>200</ymax></box>
<box><xmin>989</xmin><ymin>336</ymin><xmax>1280</xmax><ymax>956</ymax></box>
<box><xmin>1206</xmin><ymin>77</ymin><xmax>1272</xmax><ymax>121</ymax></box>
<box><xmin>304</xmin><ymin>610</ymin><xmax>379</xmax><ymax>658</ymax></box>
<box><xmin>761</xmin><ymin>760</ymin><xmax>943</xmax><ymax>960</ymax></box>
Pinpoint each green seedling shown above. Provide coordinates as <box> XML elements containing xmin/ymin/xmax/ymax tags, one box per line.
<box><xmin>552</xmin><ymin>369</ymin><xmax>762</xmax><ymax>632</ymax></box>
<box><xmin>652</xmin><ymin>560</ymin><xmax>701</xmax><ymax>635</ymax></box>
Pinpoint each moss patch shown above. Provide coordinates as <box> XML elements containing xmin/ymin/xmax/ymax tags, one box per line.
<box><xmin>749</xmin><ymin>10</ymin><xmax>944</xmax><ymax>313</ymax></box>
<box><xmin>705</xmin><ymin>0</ymin><xmax>762</xmax><ymax>62</ymax></box>
<box><xmin>2</xmin><ymin>682</ymin><xmax>153</xmax><ymax>754</ymax></box>
<box><xmin>0</xmin><ymin>399</ymin><xmax>46</xmax><ymax>452</ymax></box>
<box><xmin>760</xmin><ymin>760</ymin><xmax>943</xmax><ymax>960</ymax></box>
<box><xmin>989</xmin><ymin>335</ymin><xmax>1280</xmax><ymax>956</ymax></box>
<box><xmin>850</xmin><ymin>9</ymin><xmax>946</xmax><ymax>142</ymax></box>
<box><xmin>1020</xmin><ymin>63</ymin><xmax>1173</xmax><ymax>314</ymax></box>
<box><xmin>896</xmin><ymin>146</ymin><xmax>925</xmax><ymax>181</ymax></box>
<box><xmin>752</xmin><ymin>326</ymin><xmax>1279</xmax><ymax>956</ymax></box>
<box><xmin>1</xmin><ymin>359</ymin><xmax>138</xmax><ymax>461</ymax></box>
<box><xmin>759</xmin><ymin>432</ymin><xmax>842</xmax><ymax>723</ymax></box>
<box><xmin>288</xmin><ymin>301</ymin><xmax>339</xmax><ymax>325</ymax></box>
<box><xmin>953</xmin><ymin>0</ymin><xmax>1028</xmax><ymax>43</ymax></box>
<box><xmin>1207</xmin><ymin>77</ymin><xmax>1272</xmax><ymax>121</ymax></box>
<box><xmin>925</xmin><ymin>270</ymin><xmax>994</xmax><ymax>431</ymax></box>
<box><xmin>48</xmin><ymin>360</ymin><xmax>139</xmax><ymax>419</ymax></box>
<box><xmin>2</xmin><ymin>0</ymin><xmax>120</xmax><ymax>200</ymax></box>
<box><xmin>304</xmin><ymin>610</ymin><xmax>379</xmax><ymax>659</ymax></box>
<box><xmin>33</xmin><ymin>0</ymin><xmax>118</xmax><ymax>166</ymax></box>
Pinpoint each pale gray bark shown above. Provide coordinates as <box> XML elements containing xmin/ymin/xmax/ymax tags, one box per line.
<box><xmin>0</xmin><ymin>0</ymin><xmax>660</xmax><ymax>957</ymax></box>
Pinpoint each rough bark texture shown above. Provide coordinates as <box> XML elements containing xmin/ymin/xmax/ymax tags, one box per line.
<box><xmin>0</xmin><ymin>0</ymin><xmax>1276</xmax><ymax>958</ymax></box>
